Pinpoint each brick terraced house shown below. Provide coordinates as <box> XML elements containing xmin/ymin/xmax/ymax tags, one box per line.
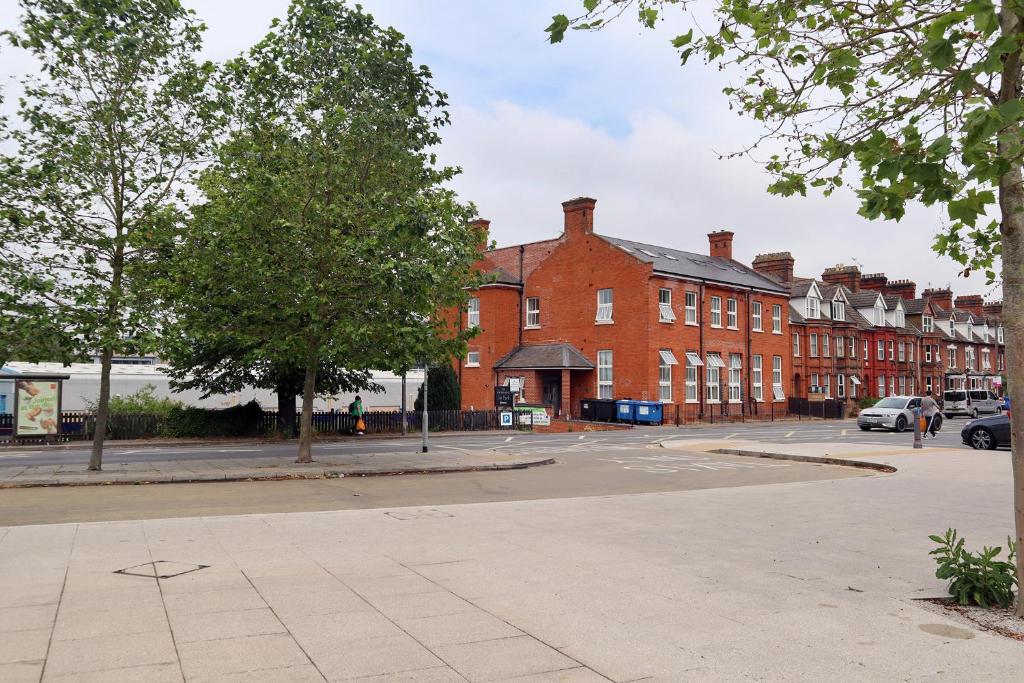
<box><xmin>455</xmin><ymin>197</ymin><xmax>1007</xmax><ymax>419</ymax></box>
<box><xmin>457</xmin><ymin>198</ymin><xmax>791</xmax><ymax>419</ymax></box>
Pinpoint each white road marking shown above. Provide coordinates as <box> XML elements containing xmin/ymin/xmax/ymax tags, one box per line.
<box><xmin>578</xmin><ymin>435</ymin><xmax>586</xmax><ymax>440</ymax></box>
<box><xmin>505</xmin><ymin>436</ymin><xmax>513</xmax><ymax>443</ymax></box>
<box><xmin>0</xmin><ymin>453</ymin><xmax>31</xmax><ymax>459</ymax></box>
<box><xmin>785</xmin><ymin>431</ymin><xmax>795</xmax><ymax>438</ymax></box>
<box><xmin>841</xmin><ymin>429</ymin><xmax>848</xmax><ymax>436</ymax></box>
<box><xmin>724</xmin><ymin>433</ymin><xmax>739</xmax><ymax>440</ymax></box>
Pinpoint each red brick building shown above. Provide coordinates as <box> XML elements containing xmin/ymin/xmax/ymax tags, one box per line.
<box><xmin>457</xmin><ymin>198</ymin><xmax>791</xmax><ymax>419</ymax></box>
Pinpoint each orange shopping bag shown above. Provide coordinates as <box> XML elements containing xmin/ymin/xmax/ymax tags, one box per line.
<box><xmin>355</xmin><ymin>417</ymin><xmax>366</xmax><ymax>432</ymax></box>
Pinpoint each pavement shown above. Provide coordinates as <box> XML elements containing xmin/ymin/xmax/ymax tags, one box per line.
<box><xmin>2</xmin><ymin>436</ymin><xmax>1020</xmax><ymax>680</ymax></box>
<box><xmin>0</xmin><ymin>450</ymin><xmax>554</xmax><ymax>488</ymax></box>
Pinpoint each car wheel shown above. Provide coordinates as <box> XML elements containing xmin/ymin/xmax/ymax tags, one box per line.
<box><xmin>894</xmin><ymin>415</ymin><xmax>907</xmax><ymax>433</ymax></box>
<box><xmin>970</xmin><ymin>427</ymin><xmax>996</xmax><ymax>450</ymax></box>
<box><xmin>859</xmin><ymin>425</ymin><xmax>872</xmax><ymax>431</ymax></box>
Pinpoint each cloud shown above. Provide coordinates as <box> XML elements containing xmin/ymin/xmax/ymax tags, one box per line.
<box><xmin>440</xmin><ymin>100</ymin><xmax>1000</xmax><ymax>299</ymax></box>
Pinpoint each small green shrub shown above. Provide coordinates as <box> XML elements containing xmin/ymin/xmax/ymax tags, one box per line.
<box><xmin>86</xmin><ymin>383</ymin><xmax>183</xmax><ymax>417</ymax></box>
<box><xmin>929</xmin><ymin>528</ymin><xmax>1018</xmax><ymax>608</ymax></box>
<box><xmin>160</xmin><ymin>400</ymin><xmax>265</xmax><ymax>438</ymax></box>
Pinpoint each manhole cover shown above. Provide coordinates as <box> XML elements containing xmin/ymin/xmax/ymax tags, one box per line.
<box><xmin>114</xmin><ymin>561</ymin><xmax>209</xmax><ymax>579</ymax></box>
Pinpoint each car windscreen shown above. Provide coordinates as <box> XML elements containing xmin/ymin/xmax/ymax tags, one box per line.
<box><xmin>873</xmin><ymin>398</ymin><xmax>906</xmax><ymax>409</ymax></box>
<box><xmin>944</xmin><ymin>391</ymin><xmax>966</xmax><ymax>402</ymax></box>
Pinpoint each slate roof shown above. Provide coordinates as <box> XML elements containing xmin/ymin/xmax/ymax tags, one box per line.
<box><xmin>788</xmin><ymin>305</ymin><xmax>807</xmax><ymax>324</ymax></box>
<box><xmin>493</xmin><ymin>343</ymin><xmax>595</xmax><ymax>370</ymax></box>
<box><xmin>599</xmin><ymin>236</ymin><xmax>788</xmax><ymax>293</ymax></box>
<box><xmin>903</xmin><ymin>298</ymin><xmax>928</xmax><ymax>315</ymax></box>
<box><xmin>847</xmin><ymin>291</ymin><xmax>883</xmax><ymax>308</ymax></box>
<box><xmin>482</xmin><ymin>267</ymin><xmax>521</xmax><ymax>286</ymax></box>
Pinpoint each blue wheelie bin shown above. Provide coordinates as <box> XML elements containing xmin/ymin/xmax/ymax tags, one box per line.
<box><xmin>633</xmin><ymin>400</ymin><xmax>664</xmax><ymax>425</ymax></box>
<box><xmin>616</xmin><ymin>399</ymin><xmax>636</xmax><ymax>423</ymax></box>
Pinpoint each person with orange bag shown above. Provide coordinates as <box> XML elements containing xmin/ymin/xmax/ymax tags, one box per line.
<box><xmin>350</xmin><ymin>395</ymin><xmax>366</xmax><ymax>435</ymax></box>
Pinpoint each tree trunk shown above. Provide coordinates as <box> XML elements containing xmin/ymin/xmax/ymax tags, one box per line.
<box><xmin>277</xmin><ymin>383</ymin><xmax>297</xmax><ymax>437</ymax></box>
<box><xmin>88</xmin><ymin>347</ymin><xmax>113</xmax><ymax>471</ymax></box>
<box><xmin>296</xmin><ymin>360</ymin><xmax>317</xmax><ymax>463</ymax></box>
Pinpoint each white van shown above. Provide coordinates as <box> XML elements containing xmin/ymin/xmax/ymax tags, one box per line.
<box><xmin>943</xmin><ymin>389</ymin><xmax>1002</xmax><ymax>419</ymax></box>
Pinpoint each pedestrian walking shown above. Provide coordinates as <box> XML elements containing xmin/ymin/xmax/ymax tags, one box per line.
<box><xmin>350</xmin><ymin>395</ymin><xmax>366</xmax><ymax>435</ymax></box>
<box><xmin>921</xmin><ymin>390</ymin><xmax>940</xmax><ymax>438</ymax></box>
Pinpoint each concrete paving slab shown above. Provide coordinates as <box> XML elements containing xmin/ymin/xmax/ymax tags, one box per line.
<box><xmin>43</xmin><ymin>663</ymin><xmax>183</xmax><ymax>683</ymax></box>
<box><xmin>493</xmin><ymin>669</ymin><xmax>610</xmax><ymax>683</ymax></box>
<box><xmin>51</xmin><ymin>605</ymin><xmax>168</xmax><ymax>641</ymax></box>
<box><xmin>395</xmin><ymin>610</ymin><xmax>524</xmax><ymax>647</ymax></box>
<box><xmin>285</xmin><ymin>610</ymin><xmax>401</xmax><ymax>643</ymax></box>
<box><xmin>434</xmin><ymin>635</ymin><xmax>580</xmax><ymax>682</ymax></box>
<box><xmin>188</xmin><ymin>664</ymin><xmax>325</xmax><ymax>683</ymax></box>
<box><xmin>176</xmin><ymin>633</ymin><xmax>310</xmax><ymax>678</ymax></box>
<box><xmin>43</xmin><ymin>630</ymin><xmax>177</xmax><ymax>677</ymax></box>
<box><xmin>0</xmin><ymin>627</ymin><xmax>50</xmax><ymax>664</ymax></box>
<box><xmin>0</xmin><ymin>661</ymin><xmax>44</xmax><ymax>683</ymax></box>
<box><xmin>0</xmin><ymin>604</ymin><xmax>58</xmax><ymax>633</ymax></box>
<box><xmin>371</xmin><ymin>590</ymin><xmax>478</xmax><ymax>620</ymax></box>
<box><xmin>307</xmin><ymin>633</ymin><xmax>443</xmax><ymax>681</ymax></box>
<box><xmin>349</xmin><ymin>667</ymin><xmax>469</xmax><ymax>682</ymax></box>
<box><xmin>163</xmin><ymin>587</ymin><xmax>267</xmax><ymax>616</ymax></box>
<box><xmin>169</xmin><ymin>607</ymin><xmax>287</xmax><ymax>644</ymax></box>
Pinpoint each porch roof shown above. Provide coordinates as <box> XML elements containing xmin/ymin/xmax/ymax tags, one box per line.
<box><xmin>493</xmin><ymin>343</ymin><xmax>595</xmax><ymax>370</ymax></box>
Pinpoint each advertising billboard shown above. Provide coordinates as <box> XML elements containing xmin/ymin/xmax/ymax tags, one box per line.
<box><xmin>15</xmin><ymin>379</ymin><xmax>61</xmax><ymax>436</ymax></box>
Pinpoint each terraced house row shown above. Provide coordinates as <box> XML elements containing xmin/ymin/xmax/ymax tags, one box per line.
<box><xmin>453</xmin><ymin>197</ymin><xmax>1007</xmax><ymax>419</ymax></box>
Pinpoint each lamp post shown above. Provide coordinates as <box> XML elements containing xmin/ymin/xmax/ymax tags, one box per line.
<box><xmin>421</xmin><ymin>362</ymin><xmax>429</xmax><ymax>453</ymax></box>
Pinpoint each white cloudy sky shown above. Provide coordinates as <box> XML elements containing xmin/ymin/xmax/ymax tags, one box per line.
<box><xmin>0</xmin><ymin>0</ymin><xmax>1001</xmax><ymax>299</ymax></box>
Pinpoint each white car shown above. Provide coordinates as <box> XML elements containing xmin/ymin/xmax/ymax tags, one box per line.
<box><xmin>857</xmin><ymin>396</ymin><xmax>922</xmax><ymax>432</ymax></box>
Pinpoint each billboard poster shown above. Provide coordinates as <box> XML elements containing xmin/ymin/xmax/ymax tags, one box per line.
<box><xmin>15</xmin><ymin>380</ymin><xmax>60</xmax><ymax>436</ymax></box>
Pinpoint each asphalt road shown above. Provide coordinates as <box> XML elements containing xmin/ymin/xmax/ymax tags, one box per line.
<box><xmin>0</xmin><ymin>417</ymin><xmax>983</xmax><ymax>468</ymax></box>
<box><xmin>0</xmin><ymin>436</ymin><xmax>871</xmax><ymax>526</ymax></box>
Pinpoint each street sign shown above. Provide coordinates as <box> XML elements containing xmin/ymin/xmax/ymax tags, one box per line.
<box><xmin>494</xmin><ymin>386</ymin><xmax>514</xmax><ymax>408</ymax></box>
<box><xmin>500</xmin><ymin>411</ymin><xmax>513</xmax><ymax>427</ymax></box>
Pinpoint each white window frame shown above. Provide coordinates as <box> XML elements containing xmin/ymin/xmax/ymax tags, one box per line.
<box><xmin>899</xmin><ymin>376</ymin><xmax>906</xmax><ymax>395</ymax></box>
<box><xmin>772</xmin><ymin>356</ymin><xmax>784</xmax><ymax>401</ymax></box>
<box><xmin>597</xmin><ymin>350</ymin><xmax>613</xmax><ymax>398</ymax></box>
<box><xmin>728</xmin><ymin>354</ymin><xmax>742</xmax><ymax>403</ymax></box>
<box><xmin>467</xmin><ymin>297</ymin><xmax>480</xmax><ymax>328</ymax></box>
<box><xmin>526</xmin><ymin>297</ymin><xmax>540</xmax><ymax>328</ymax></box>
<box><xmin>465</xmin><ymin>351</ymin><xmax>480</xmax><ymax>367</ymax></box>
<box><xmin>925</xmin><ymin>346</ymin><xmax>932</xmax><ymax>363</ymax></box>
<box><xmin>997</xmin><ymin>327</ymin><xmax>1004</xmax><ymax>344</ymax></box>
<box><xmin>772</xmin><ymin>304</ymin><xmax>782</xmax><ymax>333</ymax></box>
<box><xmin>823</xmin><ymin>334</ymin><xmax>830</xmax><ymax>358</ymax></box>
<box><xmin>898</xmin><ymin>342</ymin><xmax>905</xmax><ymax>362</ymax></box>
<box><xmin>908</xmin><ymin>343</ymin><xmax>914</xmax><ymax>362</ymax></box>
<box><xmin>752</xmin><ymin>355</ymin><xmax>763</xmax><ymax>402</ymax></box>
<box><xmin>727</xmin><ymin>298</ymin><xmax>738</xmax><ymax>329</ymax></box>
<box><xmin>685</xmin><ymin>353</ymin><xmax>698</xmax><ymax>403</ymax></box>
<box><xmin>706</xmin><ymin>362</ymin><xmax>721</xmax><ymax>403</ymax></box>
<box><xmin>832</xmin><ymin>300</ymin><xmax>845</xmax><ymax>322</ymax></box>
<box><xmin>596</xmin><ymin>289</ymin><xmax>613</xmax><ymax>323</ymax></box>
<box><xmin>848</xmin><ymin>336</ymin><xmax>855</xmax><ymax>358</ymax></box>
<box><xmin>685</xmin><ymin>291</ymin><xmax>698</xmax><ymax>325</ymax></box>
<box><xmin>792</xmin><ymin>332</ymin><xmax>800</xmax><ymax>357</ymax></box>
<box><xmin>837</xmin><ymin>373</ymin><xmax>846</xmax><ymax>398</ymax></box>
<box><xmin>658</xmin><ymin>288</ymin><xmax>675</xmax><ymax>323</ymax></box>
<box><xmin>836</xmin><ymin>335</ymin><xmax>844</xmax><ymax>358</ymax></box>
<box><xmin>658</xmin><ymin>350</ymin><xmax>673</xmax><ymax>402</ymax></box>
<box><xmin>874</xmin><ymin>302</ymin><xmax>885</xmax><ymax>326</ymax></box>
<box><xmin>877</xmin><ymin>340</ymin><xmax>885</xmax><ymax>361</ymax></box>
<box><xmin>710</xmin><ymin>296</ymin><xmax>722</xmax><ymax>327</ymax></box>
<box><xmin>923</xmin><ymin>316</ymin><xmax>934</xmax><ymax>333</ymax></box>
<box><xmin>806</xmin><ymin>296</ymin><xmax>820</xmax><ymax>319</ymax></box>
<box><xmin>888</xmin><ymin>341</ymin><xmax>894</xmax><ymax>361</ymax></box>
<box><xmin>877</xmin><ymin>375</ymin><xmax>885</xmax><ymax>398</ymax></box>
<box><xmin>809</xmin><ymin>334</ymin><xmax>818</xmax><ymax>357</ymax></box>
<box><xmin>864</xmin><ymin>340</ymin><xmax>869</xmax><ymax>361</ymax></box>
<box><xmin>811</xmin><ymin>373</ymin><xmax>819</xmax><ymax>393</ymax></box>
<box><xmin>948</xmin><ymin>345</ymin><xmax>956</xmax><ymax>369</ymax></box>
<box><xmin>752</xmin><ymin>301</ymin><xmax>763</xmax><ymax>331</ymax></box>
<box><xmin>890</xmin><ymin>376</ymin><xmax>896</xmax><ymax>396</ymax></box>
<box><xmin>823</xmin><ymin>374</ymin><xmax>831</xmax><ymax>398</ymax></box>
<box><xmin>895</xmin><ymin>310</ymin><xmax>905</xmax><ymax>327</ymax></box>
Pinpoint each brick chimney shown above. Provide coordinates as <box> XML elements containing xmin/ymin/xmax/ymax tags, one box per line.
<box><xmin>752</xmin><ymin>251</ymin><xmax>795</xmax><ymax>283</ymax></box>
<box><xmin>708</xmin><ymin>230</ymin><xmax>735</xmax><ymax>260</ymax></box>
<box><xmin>885</xmin><ymin>279</ymin><xmax>916</xmax><ymax>300</ymax></box>
<box><xmin>562</xmin><ymin>197</ymin><xmax>596</xmax><ymax>239</ymax></box>
<box><xmin>954</xmin><ymin>294</ymin><xmax>984</xmax><ymax>317</ymax></box>
<box><xmin>821</xmin><ymin>264</ymin><xmax>861</xmax><ymax>292</ymax></box>
<box><xmin>983</xmin><ymin>300</ymin><xmax>1003</xmax><ymax>320</ymax></box>
<box><xmin>470</xmin><ymin>218</ymin><xmax>491</xmax><ymax>252</ymax></box>
<box><xmin>860</xmin><ymin>273</ymin><xmax>888</xmax><ymax>293</ymax></box>
<box><xmin>922</xmin><ymin>287</ymin><xmax>953</xmax><ymax>311</ymax></box>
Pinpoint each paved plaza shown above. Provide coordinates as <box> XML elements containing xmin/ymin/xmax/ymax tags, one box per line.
<box><xmin>0</xmin><ymin>437</ymin><xmax>1019</xmax><ymax>681</ymax></box>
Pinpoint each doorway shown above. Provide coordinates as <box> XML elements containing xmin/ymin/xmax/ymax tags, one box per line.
<box><xmin>542</xmin><ymin>377</ymin><xmax>561</xmax><ymax>416</ymax></box>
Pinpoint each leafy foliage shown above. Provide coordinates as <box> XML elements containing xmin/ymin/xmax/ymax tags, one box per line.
<box><xmin>160</xmin><ymin>400</ymin><xmax>266</xmax><ymax>438</ymax></box>
<box><xmin>929</xmin><ymin>528</ymin><xmax>1018</xmax><ymax>608</ymax></box>
<box><xmin>0</xmin><ymin>0</ymin><xmax>219</xmax><ymax>468</ymax></box>
<box><xmin>85</xmin><ymin>383</ymin><xmax>183</xmax><ymax>417</ymax></box>
<box><xmin>415</xmin><ymin>364</ymin><xmax>461</xmax><ymax>412</ymax></box>
<box><xmin>160</xmin><ymin>0</ymin><xmax>483</xmax><ymax>461</ymax></box>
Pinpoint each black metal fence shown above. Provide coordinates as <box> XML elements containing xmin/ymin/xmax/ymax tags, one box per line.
<box><xmin>0</xmin><ymin>408</ymin><xmax>526</xmax><ymax>443</ymax></box>
<box><xmin>667</xmin><ymin>400</ymin><xmax>788</xmax><ymax>425</ymax></box>
<box><xmin>787</xmin><ymin>397</ymin><xmax>847</xmax><ymax>419</ymax></box>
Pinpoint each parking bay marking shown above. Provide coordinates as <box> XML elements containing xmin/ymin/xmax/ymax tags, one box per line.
<box><xmin>599</xmin><ymin>453</ymin><xmax>791</xmax><ymax>474</ymax></box>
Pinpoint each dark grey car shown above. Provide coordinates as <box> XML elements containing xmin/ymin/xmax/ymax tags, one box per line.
<box><xmin>960</xmin><ymin>414</ymin><xmax>1011</xmax><ymax>450</ymax></box>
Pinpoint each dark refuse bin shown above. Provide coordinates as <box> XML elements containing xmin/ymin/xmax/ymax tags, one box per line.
<box><xmin>581</xmin><ymin>398</ymin><xmax>617</xmax><ymax>422</ymax></box>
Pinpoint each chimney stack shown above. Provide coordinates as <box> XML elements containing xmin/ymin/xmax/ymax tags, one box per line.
<box><xmin>885</xmin><ymin>279</ymin><xmax>916</xmax><ymax>300</ymax></box>
<box><xmin>708</xmin><ymin>230</ymin><xmax>735</xmax><ymax>260</ymax></box>
<box><xmin>860</xmin><ymin>273</ymin><xmax>888</xmax><ymax>293</ymax></box>
<box><xmin>821</xmin><ymin>264</ymin><xmax>861</xmax><ymax>292</ymax></box>
<box><xmin>983</xmin><ymin>300</ymin><xmax>1003</xmax><ymax>321</ymax></box>
<box><xmin>752</xmin><ymin>251</ymin><xmax>795</xmax><ymax>283</ymax></box>
<box><xmin>562</xmin><ymin>197</ymin><xmax>596</xmax><ymax>239</ymax></box>
<box><xmin>954</xmin><ymin>294</ymin><xmax>984</xmax><ymax>317</ymax></box>
<box><xmin>470</xmin><ymin>218</ymin><xmax>491</xmax><ymax>252</ymax></box>
<box><xmin>922</xmin><ymin>287</ymin><xmax>953</xmax><ymax>311</ymax></box>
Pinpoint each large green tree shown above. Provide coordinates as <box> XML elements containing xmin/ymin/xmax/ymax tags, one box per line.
<box><xmin>0</xmin><ymin>0</ymin><xmax>217</xmax><ymax>469</ymax></box>
<box><xmin>162</xmin><ymin>0</ymin><xmax>482</xmax><ymax>463</ymax></box>
<box><xmin>550</xmin><ymin>0</ymin><xmax>1024</xmax><ymax>614</ymax></box>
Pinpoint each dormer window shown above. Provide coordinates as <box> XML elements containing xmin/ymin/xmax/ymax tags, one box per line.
<box><xmin>874</xmin><ymin>301</ymin><xmax>885</xmax><ymax>326</ymax></box>
<box><xmin>832</xmin><ymin>300</ymin><xmax>845</xmax><ymax>322</ymax></box>
<box><xmin>923</xmin><ymin>316</ymin><xmax>933</xmax><ymax>333</ymax></box>
<box><xmin>806</xmin><ymin>296</ymin><xmax>820</xmax><ymax>319</ymax></box>
<box><xmin>895</xmin><ymin>310</ymin><xmax>905</xmax><ymax>327</ymax></box>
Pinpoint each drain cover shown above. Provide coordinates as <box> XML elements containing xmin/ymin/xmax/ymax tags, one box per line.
<box><xmin>114</xmin><ymin>560</ymin><xmax>209</xmax><ymax>579</ymax></box>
